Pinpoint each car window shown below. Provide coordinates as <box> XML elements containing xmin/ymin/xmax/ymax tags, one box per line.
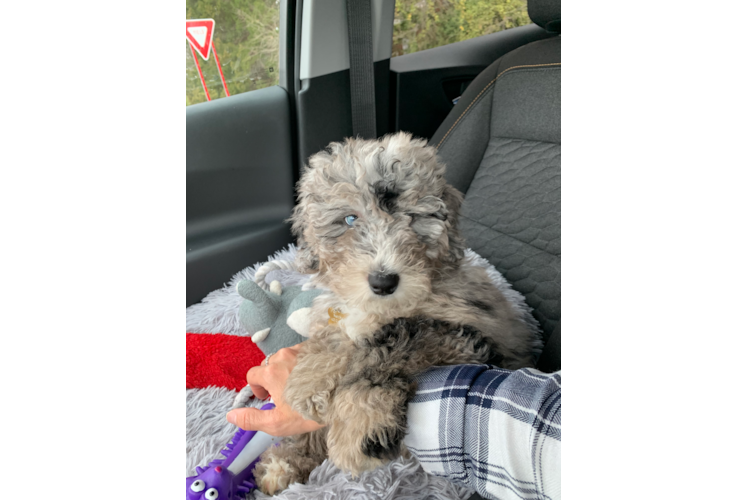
<box><xmin>392</xmin><ymin>0</ymin><xmax>530</xmax><ymax>57</ymax></box>
<box><xmin>186</xmin><ymin>0</ymin><xmax>280</xmax><ymax>106</ymax></box>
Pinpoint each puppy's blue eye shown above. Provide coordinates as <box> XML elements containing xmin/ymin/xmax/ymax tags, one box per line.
<box><xmin>344</xmin><ymin>215</ymin><xmax>358</xmax><ymax>227</ymax></box>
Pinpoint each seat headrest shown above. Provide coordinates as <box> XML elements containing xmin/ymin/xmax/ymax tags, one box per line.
<box><xmin>528</xmin><ymin>0</ymin><xmax>561</xmax><ymax>33</ymax></box>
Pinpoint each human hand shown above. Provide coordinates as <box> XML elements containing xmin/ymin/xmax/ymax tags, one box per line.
<box><xmin>226</xmin><ymin>345</ymin><xmax>326</xmax><ymax>436</ymax></box>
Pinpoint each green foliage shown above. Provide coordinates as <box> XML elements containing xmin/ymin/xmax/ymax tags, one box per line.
<box><xmin>392</xmin><ymin>0</ymin><xmax>530</xmax><ymax>56</ymax></box>
<box><xmin>186</xmin><ymin>0</ymin><xmax>279</xmax><ymax>106</ymax></box>
<box><xmin>185</xmin><ymin>0</ymin><xmax>529</xmax><ymax>105</ymax></box>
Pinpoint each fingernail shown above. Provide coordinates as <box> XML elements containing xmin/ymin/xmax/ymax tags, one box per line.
<box><xmin>226</xmin><ymin>411</ymin><xmax>236</xmax><ymax>425</ymax></box>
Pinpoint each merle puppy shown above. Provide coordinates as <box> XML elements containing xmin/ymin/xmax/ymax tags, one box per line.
<box><xmin>253</xmin><ymin>132</ymin><xmax>539</xmax><ymax>494</ymax></box>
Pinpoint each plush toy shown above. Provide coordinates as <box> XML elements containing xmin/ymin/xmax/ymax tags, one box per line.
<box><xmin>236</xmin><ymin>279</ymin><xmax>323</xmax><ymax>356</ymax></box>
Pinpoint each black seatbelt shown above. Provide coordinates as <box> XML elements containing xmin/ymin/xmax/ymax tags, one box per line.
<box><xmin>346</xmin><ymin>0</ymin><xmax>377</xmax><ymax>139</ymax></box>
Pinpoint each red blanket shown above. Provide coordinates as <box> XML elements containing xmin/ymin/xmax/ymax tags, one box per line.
<box><xmin>186</xmin><ymin>333</ymin><xmax>265</xmax><ymax>391</ymax></box>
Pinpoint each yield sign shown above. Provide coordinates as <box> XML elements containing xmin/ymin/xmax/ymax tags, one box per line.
<box><xmin>186</xmin><ymin>19</ymin><xmax>215</xmax><ymax>61</ymax></box>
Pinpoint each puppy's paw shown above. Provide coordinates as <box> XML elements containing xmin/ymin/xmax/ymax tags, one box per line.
<box><xmin>361</xmin><ymin>422</ymin><xmax>407</xmax><ymax>461</ymax></box>
<box><xmin>459</xmin><ymin>324</ymin><xmax>496</xmax><ymax>363</ymax></box>
<box><xmin>285</xmin><ymin>385</ymin><xmax>332</xmax><ymax>423</ymax></box>
<box><xmin>327</xmin><ymin>436</ymin><xmax>388</xmax><ymax>476</ymax></box>
<box><xmin>253</xmin><ymin>454</ymin><xmax>300</xmax><ymax>496</ymax></box>
<box><xmin>327</xmin><ymin>403</ymin><xmax>408</xmax><ymax>475</ymax></box>
<box><xmin>328</xmin><ymin>422</ymin><xmax>405</xmax><ymax>475</ymax></box>
<box><xmin>283</xmin><ymin>355</ymin><xmax>343</xmax><ymax>423</ymax></box>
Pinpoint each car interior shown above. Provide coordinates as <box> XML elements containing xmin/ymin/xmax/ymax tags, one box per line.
<box><xmin>186</xmin><ymin>0</ymin><xmax>560</xmax><ymax>382</ymax></box>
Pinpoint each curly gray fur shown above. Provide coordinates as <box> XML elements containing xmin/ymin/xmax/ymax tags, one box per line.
<box><xmin>253</xmin><ymin>132</ymin><xmax>539</xmax><ymax>495</ymax></box>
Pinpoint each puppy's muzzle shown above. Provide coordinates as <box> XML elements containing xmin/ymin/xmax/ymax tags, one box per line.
<box><xmin>368</xmin><ymin>273</ymin><xmax>399</xmax><ymax>296</ymax></box>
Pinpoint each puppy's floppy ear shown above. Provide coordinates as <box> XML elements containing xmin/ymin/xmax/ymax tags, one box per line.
<box><xmin>289</xmin><ymin>181</ymin><xmax>319</xmax><ymax>273</ymax></box>
<box><xmin>441</xmin><ymin>183</ymin><xmax>466</xmax><ymax>263</ymax></box>
<box><xmin>290</xmin><ymin>149</ymin><xmax>338</xmax><ymax>273</ymax></box>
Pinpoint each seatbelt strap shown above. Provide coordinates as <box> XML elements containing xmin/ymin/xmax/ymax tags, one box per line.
<box><xmin>346</xmin><ymin>0</ymin><xmax>377</xmax><ymax>139</ymax></box>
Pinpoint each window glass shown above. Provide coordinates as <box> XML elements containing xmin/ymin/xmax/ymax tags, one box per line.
<box><xmin>186</xmin><ymin>0</ymin><xmax>280</xmax><ymax>106</ymax></box>
<box><xmin>392</xmin><ymin>0</ymin><xmax>530</xmax><ymax>57</ymax></box>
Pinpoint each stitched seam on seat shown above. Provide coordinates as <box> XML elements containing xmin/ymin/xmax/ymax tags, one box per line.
<box><xmin>436</xmin><ymin>63</ymin><xmax>561</xmax><ymax>150</ymax></box>
<box><xmin>461</xmin><ymin>214</ymin><xmax>560</xmax><ymax>258</ymax></box>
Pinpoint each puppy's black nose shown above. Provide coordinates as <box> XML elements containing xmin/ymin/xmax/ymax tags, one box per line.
<box><xmin>368</xmin><ymin>273</ymin><xmax>399</xmax><ymax>296</ymax></box>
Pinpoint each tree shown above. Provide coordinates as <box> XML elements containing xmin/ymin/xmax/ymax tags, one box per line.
<box><xmin>392</xmin><ymin>0</ymin><xmax>529</xmax><ymax>57</ymax></box>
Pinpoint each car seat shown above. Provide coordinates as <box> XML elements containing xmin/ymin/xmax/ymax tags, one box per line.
<box><xmin>429</xmin><ymin>0</ymin><xmax>560</xmax><ymax>372</ymax></box>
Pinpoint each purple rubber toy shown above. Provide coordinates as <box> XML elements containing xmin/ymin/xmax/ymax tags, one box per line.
<box><xmin>187</xmin><ymin>402</ymin><xmax>282</xmax><ymax>499</ymax></box>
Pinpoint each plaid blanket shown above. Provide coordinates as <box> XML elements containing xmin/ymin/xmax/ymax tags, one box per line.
<box><xmin>404</xmin><ymin>365</ymin><xmax>561</xmax><ymax>500</ymax></box>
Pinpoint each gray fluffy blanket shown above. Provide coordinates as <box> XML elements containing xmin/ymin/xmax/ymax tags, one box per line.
<box><xmin>186</xmin><ymin>244</ymin><xmax>540</xmax><ymax>499</ymax></box>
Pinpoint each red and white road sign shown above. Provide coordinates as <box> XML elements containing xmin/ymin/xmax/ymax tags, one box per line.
<box><xmin>186</xmin><ymin>19</ymin><xmax>215</xmax><ymax>61</ymax></box>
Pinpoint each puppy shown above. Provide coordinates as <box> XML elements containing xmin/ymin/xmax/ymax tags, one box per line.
<box><xmin>253</xmin><ymin>132</ymin><xmax>539</xmax><ymax>494</ymax></box>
